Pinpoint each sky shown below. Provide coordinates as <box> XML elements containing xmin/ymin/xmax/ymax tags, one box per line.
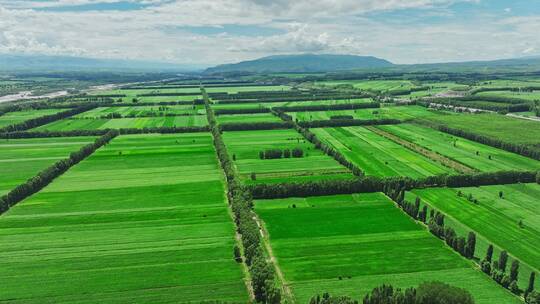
<box><xmin>0</xmin><ymin>0</ymin><xmax>539</xmax><ymax>66</ymax></box>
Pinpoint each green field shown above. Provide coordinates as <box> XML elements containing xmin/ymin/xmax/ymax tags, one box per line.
<box><xmin>255</xmin><ymin>193</ymin><xmax>521</xmax><ymax>303</ymax></box>
<box><xmin>222</xmin><ymin>129</ymin><xmax>353</xmax><ymax>184</ymax></box>
<box><xmin>206</xmin><ymin>85</ymin><xmax>291</xmax><ymax>94</ymax></box>
<box><xmin>311</xmin><ymin>127</ymin><xmax>454</xmax><ymax>178</ymax></box>
<box><xmin>0</xmin><ymin>136</ymin><xmax>97</xmax><ymax>196</ymax></box>
<box><xmin>33</xmin><ymin>115</ymin><xmax>208</xmax><ymax>130</ymax></box>
<box><xmin>288</xmin><ymin>105</ymin><xmax>441</xmax><ymax>121</ymax></box>
<box><xmin>73</xmin><ymin>105</ymin><xmax>205</xmax><ymax>118</ymax></box>
<box><xmin>216</xmin><ymin>113</ymin><xmax>282</xmax><ymax>124</ymax></box>
<box><xmin>0</xmin><ymin>108</ymin><xmax>64</xmax><ymax>128</ymax></box>
<box><xmin>476</xmin><ymin>90</ymin><xmax>540</xmax><ymax>102</ymax></box>
<box><xmin>377</xmin><ymin>123</ymin><xmax>540</xmax><ymax>172</ymax></box>
<box><xmin>408</xmin><ymin>183</ymin><xmax>540</xmax><ymax>290</ymax></box>
<box><xmin>421</xmin><ymin>112</ymin><xmax>540</xmax><ymax>149</ymax></box>
<box><xmin>0</xmin><ymin>133</ymin><xmax>248</xmax><ymax>303</ymax></box>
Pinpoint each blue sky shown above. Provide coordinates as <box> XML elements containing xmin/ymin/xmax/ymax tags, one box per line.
<box><xmin>0</xmin><ymin>0</ymin><xmax>539</xmax><ymax>65</ymax></box>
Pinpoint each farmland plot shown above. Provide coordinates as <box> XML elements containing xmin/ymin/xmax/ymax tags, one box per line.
<box><xmin>288</xmin><ymin>105</ymin><xmax>441</xmax><ymax>121</ymax></box>
<box><xmin>255</xmin><ymin>193</ymin><xmax>521</xmax><ymax>303</ymax></box>
<box><xmin>0</xmin><ymin>137</ymin><xmax>96</xmax><ymax>196</ymax></box>
<box><xmin>408</xmin><ymin>183</ymin><xmax>540</xmax><ymax>289</ymax></box>
<box><xmin>0</xmin><ymin>108</ymin><xmax>65</xmax><ymax>128</ymax></box>
<box><xmin>222</xmin><ymin>129</ymin><xmax>353</xmax><ymax>184</ymax></box>
<box><xmin>216</xmin><ymin>113</ymin><xmax>282</xmax><ymax>124</ymax></box>
<box><xmin>0</xmin><ymin>133</ymin><xmax>248</xmax><ymax>303</ymax></box>
<box><xmin>377</xmin><ymin>123</ymin><xmax>540</xmax><ymax>172</ymax></box>
<box><xmin>311</xmin><ymin>127</ymin><xmax>454</xmax><ymax>178</ymax></box>
<box><xmin>33</xmin><ymin>115</ymin><xmax>208</xmax><ymax>131</ymax></box>
<box><xmin>73</xmin><ymin>105</ymin><xmax>205</xmax><ymax>118</ymax></box>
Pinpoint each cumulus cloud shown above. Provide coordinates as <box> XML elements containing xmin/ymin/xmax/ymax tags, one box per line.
<box><xmin>0</xmin><ymin>0</ymin><xmax>537</xmax><ymax>64</ymax></box>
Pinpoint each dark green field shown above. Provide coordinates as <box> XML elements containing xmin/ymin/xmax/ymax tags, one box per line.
<box><xmin>255</xmin><ymin>193</ymin><xmax>521</xmax><ymax>303</ymax></box>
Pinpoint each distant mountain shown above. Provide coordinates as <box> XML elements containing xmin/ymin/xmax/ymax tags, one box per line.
<box><xmin>0</xmin><ymin>54</ymin><xmax>205</xmax><ymax>72</ymax></box>
<box><xmin>205</xmin><ymin>54</ymin><xmax>394</xmax><ymax>74</ymax></box>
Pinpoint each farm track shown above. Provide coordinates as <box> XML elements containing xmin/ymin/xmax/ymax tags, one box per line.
<box><xmin>253</xmin><ymin>213</ymin><xmax>295</xmax><ymax>302</ymax></box>
<box><xmin>366</xmin><ymin>126</ymin><xmax>476</xmax><ymax>174</ymax></box>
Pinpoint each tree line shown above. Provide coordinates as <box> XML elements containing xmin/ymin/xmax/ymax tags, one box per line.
<box><xmin>1</xmin><ymin>126</ymin><xmax>209</xmax><ymax>139</ymax></box>
<box><xmin>214</xmin><ymin>108</ymin><xmax>271</xmax><ymax>115</ymax></box>
<box><xmin>249</xmin><ymin>170</ymin><xmax>538</xmax><ymax>199</ymax></box>
<box><xmin>416</xmin><ymin>120</ymin><xmax>540</xmax><ymax>161</ymax></box>
<box><xmin>385</xmin><ymin>184</ymin><xmax>539</xmax><ymax>301</ymax></box>
<box><xmin>259</xmin><ymin>148</ymin><xmax>303</xmax><ymax>159</ymax></box>
<box><xmin>0</xmin><ymin>130</ymin><xmax>118</xmax><ymax>215</ymax></box>
<box><xmin>202</xmin><ymin>89</ymin><xmax>282</xmax><ymax>303</ymax></box>
<box><xmin>273</xmin><ymin>102</ymin><xmax>380</xmax><ymax>113</ymax></box>
<box><xmin>217</xmin><ymin>95</ymin><xmax>371</xmax><ymax>104</ymax></box>
<box><xmin>0</xmin><ymin>104</ymin><xmax>99</xmax><ymax>133</ymax></box>
<box><xmin>298</xmin><ymin>118</ymin><xmax>401</xmax><ymax>128</ymax></box>
<box><xmin>310</xmin><ymin>281</ymin><xmax>475</xmax><ymax>304</ymax></box>
<box><xmin>219</xmin><ymin>121</ymin><xmax>294</xmax><ymax>132</ymax></box>
<box><xmin>272</xmin><ymin>109</ymin><xmax>365</xmax><ymax>177</ymax></box>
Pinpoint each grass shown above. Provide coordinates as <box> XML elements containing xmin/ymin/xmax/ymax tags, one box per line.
<box><xmin>0</xmin><ymin>136</ymin><xmax>96</xmax><ymax>196</ymax></box>
<box><xmin>421</xmin><ymin>112</ymin><xmax>540</xmax><ymax>148</ymax></box>
<box><xmin>33</xmin><ymin>115</ymin><xmax>208</xmax><ymax>130</ymax></box>
<box><xmin>288</xmin><ymin>105</ymin><xmax>442</xmax><ymax>121</ymax></box>
<box><xmin>311</xmin><ymin>127</ymin><xmax>454</xmax><ymax>178</ymax></box>
<box><xmin>222</xmin><ymin>129</ymin><xmax>353</xmax><ymax>184</ymax></box>
<box><xmin>476</xmin><ymin>90</ymin><xmax>540</xmax><ymax>102</ymax></box>
<box><xmin>408</xmin><ymin>183</ymin><xmax>540</xmax><ymax>290</ymax></box>
<box><xmin>0</xmin><ymin>133</ymin><xmax>248</xmax><ymax>303</ymax></box>
<box><xmin>0</xmin><ymin>108</ymin><xmax>64</xmax><ymax>128</ymax></box>
<box><xmin>73</xmin><ymin>105</ymin><xmax>205</xmax><ymax>118</ymax></box>
<box><xmin>254</xmin><ymin>193</ymin><xmax>521</xmax><ymax>304</ymax></box>
<box><xmin>377</xmin><ymin>123</ymin><xmax>540</xmax><ymax>172</ymax></box>
<box><xmin>216</xmin><ymin>113</ymin><xmax>282</xmax><ymax>124</ymax></box>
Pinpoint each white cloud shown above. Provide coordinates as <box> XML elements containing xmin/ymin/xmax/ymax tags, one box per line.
<box><xmin>0</xmin><ymin>0</ymin><xmax>537</xmax><ymax>65</ymax></box>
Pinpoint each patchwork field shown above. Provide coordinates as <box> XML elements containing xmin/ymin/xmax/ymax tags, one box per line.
<box><xmin>255</xmin><ymin>193</ymin><xmax>521</xmax><ymax>303</ymax></box>
<box><xmin>288</xmin><ymin>105</ymin><xmax>442</xmax><ymax>121</ymax></box>
<box><xmin>0</xmin><ymin>133</ymin><xmax>248</xmax><ymax>303</ymax></box>
<box><xmin>0</xmin><ymin>108</ymin><xmax>65</xmax><ymax>128</ymax></box>
<box><xmin>408</xmin><ymin>183</ymin><xmax>540</xmax><ymax>289</ymax></box>
<box><xmin>216</xmin><ymin>113</ymin><xmax>282</xmax><ymax>124</ymax></box>
<box><xmin>0</xmin><ymin>136</ymin><xmax>96</xmax><ymax>196</ymax></box>
<box><xmin>377</xmin><ymin>123</ymin><xmax>540</xmax><ymax>172</ymax></box>
<box><xmin>421</xmin><ymin>112</ymin><xmax>540</xmax><ymax>149</ymax></box>
<box><xmin>73</xmin><ymin>105</ymin><xmax>205</xmax><ymax>118</ymax></box>
<box><xmin>33</xmin><ymin>115</ymin><xmax>208</xmax><ymax>130</ymax></box>
<box><xmin>222</xmin><ymin>129</ymin><xmax>353</xmax><ymax>184</ymax></box>
<box><xmin>311</xmin><ymin>127</ymin><xmax>454</xmax><ymax>178</ymax></box>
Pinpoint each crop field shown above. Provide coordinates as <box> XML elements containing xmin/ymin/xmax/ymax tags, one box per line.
<box><xmin>0</xmin><ymin>136</ymin><xmax>96</xmax><ymax>196</ymax></box>
<box><xmin>0</xmin><ymin>133</ymin><xmax>248</xmax><ymax>303</ymax></box>
<box><xmin>33</xmin><ymin>115</ymin><xmax>208</xmax><ymax>131</ymax></box>
<box><xmin>222</xmin><ymin>129</ymin><xmax>353</xmax><ymax>184</ymax></box>
<box><xmin>288</xmin><ymin>105</ymin><xmax>442</xmax><ymax>121</ymax></box>
<box><xmin>206</xmin><ymin>85</ymin><xmax>291</xmax><ymax>93</ymax></box>
<box><xmin>407</xmin><ymin>183</ymin><xmax>540</xmax><ymax>289</ymax></box>
<box><xmin>476</xmin><ymin>90</ymin><xmax>540</xmax><ymax>101</ymax></box>
<box><xmin>2</xmin><ymin>73</ymin><xmax>539</xmax><ymax>304</ymax></box>
<box><xmin>311</xmin><ymin>127</ymin><xmax>454</xmax><ymax>178</ymax></box>
<box><xmin>216</xmin><ymin>113</ymin><xmax>282</xmax><ymax>124</ymax></box>
<box><xmin>0</xmin><ymin>108</ymin><xmax>65</xmax><ymax>128</ymax></box>
<box><xmin>422</xmin><ymin>112</ymin><xmax>540</xmax><ymax>148</ymax></box>
<box><xmin>73</xmin><ymin>105</ymin><xmax>205</xmax><ymax>118</ymax></box>
<box><xmin>255</xmin><ymin>193</ymin><xmax>521</xmax><ymax>303</ymax></box>
<box><xmin>377</xmin><ymin>123</ymin><xmax>540</xmax><ymax>172</ymax></box>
